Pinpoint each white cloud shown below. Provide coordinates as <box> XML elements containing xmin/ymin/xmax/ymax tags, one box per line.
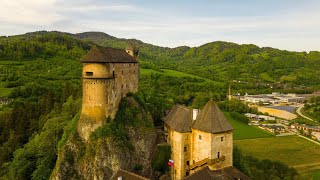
<box><xmin>0</xmin><ymin>0</ymin><xmax>319</xmax><ymax>51</ymax></box>
<box><xmin>0</xmin><ymin>0</ymin><xmax>62</xmax><ymax>25</ymax></box>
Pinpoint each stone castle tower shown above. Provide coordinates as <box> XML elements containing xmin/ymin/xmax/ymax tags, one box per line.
<box><xmin>163</xmin><ymin>100</ymin><xmax>241</xmax><ymax>180</ymax></box>
<box><xmin>77</xmin><ymin>45</ymin><xmax>139</xmax><ymax>140</ymax></box>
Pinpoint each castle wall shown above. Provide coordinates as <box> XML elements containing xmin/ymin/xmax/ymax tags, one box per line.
<box><xmin>190</xmin><ymin>129</ymin><xmax>212</xmax><ymax>164</ymax></box>
<box><xmin>209</xmin><ymin>131</ymin><xmax>233</xmax><ymax>170</ymax></box>
<box><xmin>79</xmin><ymin>61</ymin><xmax>139</xmax><ymax>140</ymax></box>
<box><xmin>168</xmin><ymin>129</ymin><xmax>191</xmax><ymax>180</ymax></box>
<box><xmin>82</xmin><ymin>63</ymin><xmax>112</xmax><ymax>78</ymax></box>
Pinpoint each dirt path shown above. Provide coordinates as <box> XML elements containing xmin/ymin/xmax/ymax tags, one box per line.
<box><xmin>297</xmin><ymin>134</ymin><xmax>320</xmax><ymax>145</ymax></box>
<box><xmin>293</xmin><ymin>162</ymin><xmax>320</xmax><ymax>168</ymax></box>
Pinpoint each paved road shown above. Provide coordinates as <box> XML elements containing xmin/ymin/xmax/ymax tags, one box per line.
<box><xmin>296</xmin><ymin>105</ymin><xmax>317</xmax><ymax>122</ymax></box>
<box><xmin>297</xmin><ymin>134</ymin><xmax>320</xmax><ymax>145</ymax></box>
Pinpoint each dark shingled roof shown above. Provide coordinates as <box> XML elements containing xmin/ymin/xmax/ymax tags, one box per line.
<box><xmin>184</xmin><ymin>166</ymin><xmax>251</xmax><ymax>180</ymax></box>
<box><xmin>80</xmin><ymin>46</ymin><xmax>138</xmax><ymax>63</ymax></box>
<box><xmin>164</xmin><ymin>105</ymin><xmax>193</xmax><ymax>133</ymax></box>
<box><xmin>110</xmin><ymin>169</ymin><xmax>149</xmax><ymax>180</ymax></box>
<box><xmin>192</xmin><ymin>100</ymin><xmax>233</xmax><ymax>134</ymax></box>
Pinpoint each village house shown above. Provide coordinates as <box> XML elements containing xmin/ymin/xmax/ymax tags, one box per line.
<box><xmin>0</xmin><ymin>98</ymin><xmax>12</xmax><ymax>106</ymax></box>
<box><xmin>245</xmin><ymin>113</ymin><xmax>276</xmax><ymax>121</ymax></box>
<box><xmin>241</xmin><ymin>92</ymin><xmax>306</xmax><ymax>105</ymax></box>
<box><xmin>291</xmin><ymin>124</ymin><xmax>320</xmax><ymax>133</ymax></box>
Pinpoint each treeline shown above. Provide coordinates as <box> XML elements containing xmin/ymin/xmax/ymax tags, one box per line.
<box><xmin>0</xmin><ymin>81</ymin><xmax>81</xmax><ymax>178</ymax></box>
<box><xmin>304</xmin><ymin>96</ymin><xmax>320</xmax><ymax>122</ymax></box>
<box><xmin>0</xmin><ymin>32</ymin><xmax>91</xmax><ymax>60</ymax></box>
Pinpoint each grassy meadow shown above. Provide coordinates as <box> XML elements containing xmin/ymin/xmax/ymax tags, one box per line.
<box><xmin>140</xmin><ymin>68</ymin><xmax>222</xmax><ymax>85</ymax></box>
<box><xmin>225</xmin><ymin>111</ymin><xmax>320</xmax><ymax>179</ymax></box>
<box><xmin>224</xmin><ymin>112</ymin><xmax>274</xmax><ymax>140</ymax></box>
<box><xmin>0</xmin><ymin>88</ymin><xmax>12</xmax><ymax>97</ymax></box>
<box><xmin>234</xmin><ymin>135</ymin><xmax>320</xmax><ymax>178</ymax></box>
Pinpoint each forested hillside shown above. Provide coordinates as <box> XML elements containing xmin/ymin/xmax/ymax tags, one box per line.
<box><xmin>74</xmin><ymin>31</ymin><xmax>320</xmax><ymax>94</ymax></box>
<box><xmin>0</xmin><ymin>31</ymin><xmax>319</xmax><ymax>179</ymax></box>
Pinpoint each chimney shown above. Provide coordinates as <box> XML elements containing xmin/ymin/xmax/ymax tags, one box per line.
<box><xmin>193</xmin><ymin>109</ymin><xmax>199</xmax><ymax>120</ymax></box>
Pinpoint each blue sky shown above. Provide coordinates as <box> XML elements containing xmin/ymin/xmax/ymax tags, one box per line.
<box><xmin>1</xmin><ymin>0</ymin><xmax>320</xmax><ymax>51</ymax></box>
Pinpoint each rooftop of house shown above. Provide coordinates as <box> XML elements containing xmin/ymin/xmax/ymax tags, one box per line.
<box><xmin>183</xmin><ymin>166</ymin><xmax>250</xmax><ymax>180</ymax></box>
<box><xmin>110</xmin><ymin>169</ymin><xmax>149</xmax><ymax>180</ymax></box>
<box><xmin>193</xmin><ymin>100</ymin><xmax>234</xmax><ymax>134</ymax></box>
<box><xmin>80</xmin><ymin>46</ymin><xmax>138</xmax><ymax>63</ymax></box>
<box><xmin>163</xmin><ymin>100</ymin><xmax>233</xmax><ymax>134</ymax></box>
<box><xmin>164</xmin><ymin>105</ymin><xmax>193</xmax><ymax>133</ymax></box>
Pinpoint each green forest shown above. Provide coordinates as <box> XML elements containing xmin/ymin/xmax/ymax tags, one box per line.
<box><xmin>0</xmin><ymin>31</ymin><xmax>319</xmax><ymax>179</ymax></box>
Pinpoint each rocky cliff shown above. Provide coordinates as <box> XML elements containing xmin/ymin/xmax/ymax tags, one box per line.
<box><xmin>51</xmin><ymin>96</ymin><xmax>157</xmax><ymax>179</ymax></box>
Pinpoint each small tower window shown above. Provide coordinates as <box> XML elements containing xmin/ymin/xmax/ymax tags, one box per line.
<box><xmin>184</xmin><ymin>146</ymin><xmax>187</xmax><ymax>152</ymax></box>
<box><xmin>122</xmin><ymin>70</ymin><xmax>123</xmax><ymax>75</ymax></box>
<box><xmin>86</xmin><ymin>72</ymin><xmax>93</xmax><ymax>76</ymax></box>
<box><xmin>199</xmin><ymin>135</ymin><xmax>202</xmax><ymax>140</ymax></box>
<box><xmin>221</xmin><ymin>137</ymin><xmax>224</xmax><ymax>142</ymax></box>
<box><xmin>218</xmin><ymin>152</ymin><xmax>220</xmax><ymax>158</ymax></box>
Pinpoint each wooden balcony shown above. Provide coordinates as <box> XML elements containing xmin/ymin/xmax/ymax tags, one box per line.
<box><xmin>189</xmin><ymin>156</ymin><xmax>225</xmax><ymax>170</ymax></box>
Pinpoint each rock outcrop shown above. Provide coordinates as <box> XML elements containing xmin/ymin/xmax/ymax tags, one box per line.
<box><xmin>51</xmin><ymin>97</ymin><xmax>157</xmax><ymax>179</ymax></box>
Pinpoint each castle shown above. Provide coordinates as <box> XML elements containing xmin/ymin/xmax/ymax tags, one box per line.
<box><xmin>164</xmin><ymin>100</ymin><xmax>249</xmax><ymax>180</ymax></box>
<box><xmin>77</xmin><ymin>45</ymin><xmax>139</xmax><ymax>140</ymax></box>
<box><xmin>76</xmin><ymin>45</ymin><xmax>249</xmax><ymax>179</ymax></box>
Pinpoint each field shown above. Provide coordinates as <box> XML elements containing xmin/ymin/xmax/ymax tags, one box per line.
<box><xmin>224</xmin><ymin>112</ymin><xmax>274</xmax><ymax>140</ymax></box>
<box><xmin>0</xmin><ymin>88</ymin><xmax>12</xmax><ymax>97</ymax></box>
<box><xmin>0</xmin><ymin>79</ymin><xmax>12</xmax><ymax>97</ymax></box>
<box><xmin>225</xmin><ymin>112</ymin><xmax>320</xmax><ymax>178</ymax></box>
<box><xmin>140</xmin><ymin>68</ymin><xmax>222</xmax><ymax>85</ymax></box>
<box><xmin>234</xmin><ymin>135</ymin><xmax>320</xmax><ymax>177</ymax></box>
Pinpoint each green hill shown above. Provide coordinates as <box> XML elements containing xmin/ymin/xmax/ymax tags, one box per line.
<box><xmin>0</xmin><ymin>31</ymin><xmax>320</xmax><ymax>179</ymax></box>
<box><xmin>1</xmin><ymin>31</ymin><xmax>320</xmax><ymax>94</ymax></box>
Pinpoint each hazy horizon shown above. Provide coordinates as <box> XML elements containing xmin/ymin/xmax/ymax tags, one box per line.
<box><xmin>1</xmin><ymin>0</ymin><xmax>320</xmax><ymax>52</ymax></box>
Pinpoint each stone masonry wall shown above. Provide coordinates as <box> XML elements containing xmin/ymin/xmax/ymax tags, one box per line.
<box><xmin>78</xmin><ymin>62</ymin><xmax>139</xmax><ymax>140</ymax></box>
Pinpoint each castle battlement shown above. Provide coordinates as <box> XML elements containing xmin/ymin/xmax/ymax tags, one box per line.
<box><xmin>78</xmin><ymin>46</ymin><xmax>139</xmax><ymax>140</ymax></box>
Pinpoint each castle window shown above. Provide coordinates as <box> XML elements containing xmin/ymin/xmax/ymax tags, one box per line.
<box><xmin>112</xmin><ymin>71</ymin><xmax>115</xmax><ymax>77</ymax></box>
<box><xmin>199</xmin><ymin>135</ymin><xmax>202</xmax><ymax>140</ymax></box>
<box><xmin>122</xmin><ymin>84</ymin><xmax>124</xmax><ymax>89</ymax></box>
<box><xmin>86</xmin><ymin>72</ymin><xmax>93</xmax><ymax>76</ymax></box>
<box><xmin>218</xmin><ymin>152</ymin><xmax>220</xmax><ymax>158</ymax></box>
<box><xmin>184</xmin><ymin>146</ymin><xmax>187</xmax><ymax>152</ymax></box>
<box><xmin>186</xmin><ymin>171</ymin><xmax>189</xmax><ymax>176</ymax></box>
<box><xmin>186</xmin><ymin>161</ymin><xmax>189</xmax><ymax>165</ymax></box>
<box><xmin>122</xmin><ymin>70</ymin><xmax>123</xmax><ymax>75</ymax></box>
<box><xmin>221</xmin><ymin>137</ymin><xmax>224</xmax><ymax>142</ymax></box>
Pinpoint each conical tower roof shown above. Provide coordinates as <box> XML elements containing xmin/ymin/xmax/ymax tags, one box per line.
<box><xmin>192</xmin><ymin>100</ymin><xmax>233</xmax><ymax>133</ymax></box>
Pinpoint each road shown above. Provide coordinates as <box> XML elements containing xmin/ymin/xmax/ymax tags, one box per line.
<box><xmin>297</xmin><ymin>134</ymin><xmax>320</xmax><ymax>145</ymax></box>
<box><xmin>296</xmin><ymin>105</ymin><xmax>317</xmax><ymax>122</ymax></box>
